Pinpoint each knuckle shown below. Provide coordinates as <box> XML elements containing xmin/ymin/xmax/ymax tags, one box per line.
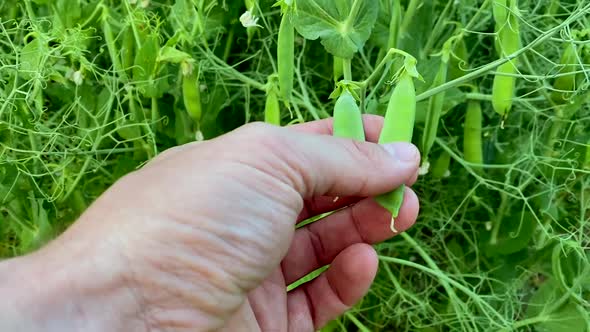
<box><xmin>346</xmin><ymin>139</ymin><xmax>384</xmax><ymax>170</ymax></box>
<box><xmin>239</xmin><ymin>121</ymin><xmax>279</xmax><ymax>139</ymax></box>
<box><xmin>233</xmin><ymin>121</ymin><xmax>287</xmax><ymax>150</ymax></box>
<box><xmin>342</xmin><ymin>140</ymin><xmax>378</xmax><ymax>194</ymax></box>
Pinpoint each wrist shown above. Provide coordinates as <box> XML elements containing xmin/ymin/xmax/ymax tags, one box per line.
<box><xmin>0</xmin><ymin>234</ymin><xmax>142</xmax><ymax>332</ymax></box>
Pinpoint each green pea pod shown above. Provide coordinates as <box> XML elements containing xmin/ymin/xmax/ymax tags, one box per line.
<box><xmin>333</xmin><ymin>90</ymin><xmax>365</xmax><ymax>141</ymax></box>
<box><xmin>133</xmin><ymin>33</ymin><xmax>160</xmax><ymax>97</ymax></box>
<box><xmin>379</xmin><ymin>73</ymin><xmax>416</xmax><ymax>143</ymax></box>
<box><xmin>421</xmin><ymin>57</ymin><xmax>448</xmax><ymax>164</ymax></box>
<box><xmin>101</xmin><ymin>12</ymin><xmax>125</xmax><ymax>80</ymax></box>
<box><xmin>133</xmin><ymin>33</ymin><xmax>159</xmax><ymax>82</ymax></box>
<box><xmin>463</xmin><ymin>99</ymin><xmax>484</xmax><ymax>169</ymax></box>
<box><xmin>182</xmin><ymin>66</ymin><xmax>202</xmax><ymax>126</ymax></box>
<box><xmin>491</xmin><ymin>62</ymin><xmax>516</xmax><ymax>117</ymax></box>
<box><xmin>278</xmin><ymin>11</ymin><xmax>294</xmax><ymax>105</ymax></box>
<box><xmin>116</xmin><ymin>94</ymin><xmax>142</xmax><ymax>141</ymax></box>
<box><xmin>585</xmin><ymin>139</ymin><xmax>590</xmax><ymax>170</ymax></box>
<box><xmin>551</xmin><ymin>43</ymin><xmax>579</xmax><ymax>104</ymax></box>
<box><xmin>375</xmin><ymin>70</ymin><xmax>418</xmax><ymax>232</ymax></box>
<box><xmin>430</xmin><ymin>150</ymin><xmax>451</xmax><ymax>179</ymax></box>
<box><xmin>448</xmin><ymin>37</ymin><xmax>468</xmax><ymax>81</ymax></box>
<box><xmin>264</xmin><ymin>89</ymin><xmax>281</xmax><ymax>126</ymax></box>
<box><xmin>492</xmin><ymin>0</ymin><xmax>508</xmax><ymax>26</ymax></box>
<box><xmin>121</xmin><ymin>25</ymin><xmax>136</xmax><ymax>74</ymax></box>
<box><xmin>491</xmin><ymin>0</ymin><xmax>520</xmax><ymax>118</ymax></box>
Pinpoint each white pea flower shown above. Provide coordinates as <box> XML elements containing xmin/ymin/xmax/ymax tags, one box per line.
<box><xmin>181</xmin><ymin>61</ymin><xmax>194</xmax><ymax>76</ymax></box>
<box><xmin>195</xmin><ymin>130</ymin><xmax>204</xmax><ymax>141</ymax></box>
<box><xmin>418</xmin><ymin>161</ymin><xmax>430</xmax><ymax>176</ymax></box>
<box><xmin>240</xmin><ymin>10</ymin><xmax>261</xmax><ymax>28</ymax></box>
<box><xmin>72</xmin><ymin>70</ymin><xmax>84</xmax><ymax>86</ymax></box>
<box><xmin>65</xmin><ymin>68</ymin><xmax>74</xmax><ymax>80</ymax></box>
<box><xmin>66</xmin><ymin>68</ymin><xmax>83</xmax><ymax>86</ymax></box>
<box><xmin>140</xmin><ymin>0</ymin><xmax>150</xmax><ymax>8</ymax></box>
<box><xmin>443</xmin><ymin>169</ymin><xmax>451</xmax><ymax>178</ymax></box>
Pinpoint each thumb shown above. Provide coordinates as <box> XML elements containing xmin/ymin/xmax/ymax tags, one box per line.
<box><xmin>228</xmin><ymin>122</ymin><xmax>421</xmax><ymax>199</ymax></box>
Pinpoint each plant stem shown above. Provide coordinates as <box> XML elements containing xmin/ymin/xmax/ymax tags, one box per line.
<box><xmin>151</xmin><ymin>97</ymin><xmax>159</xmax><ymax>132</ymax></box>
<box><xmin>343</xmin><ymin>58</ymin><xmax>352</xmax><ymax>81</ymax></box>
<box><xmin>464</xmin><ymin>0</ymin><xmax>492</xmax><ymax>32</ymax></box>
<box><xmin>416</xmin><ymin>3</ymin><xmax>590</xmax><ymax>102</ymax></box>
<box><xmin>200</xmin><ymin>46</ymin><xmax>266</xmax><ymax>91</ymax></box>
<box><xmin>379</xmin><ymin>255</ymin><xmax>508</xmax><ymax>327</ymax></box>
<box><xmin>344</xmin><ymin>312</ymin><xmax>371</xmax><ymax>332</ymax></box>
<box><xmin>489</xmin><ymin>191</ymin><xmax>508</xmax><ymax>245</ymax></box>
<box><xmin>398</xmin><ymin>0</ymin><xmax>420</xmax><ymax>40</ymax></box>
<box><xmin>400</xmin><ymin>233</ymin><xmax>478</xmax><ymax>330</ymax></box>
<box><xmin>223</xmin><ymin>26</ymin><xmax>235</xmax><ymax>62</ymax></box>
<box><xmin>422</xmin><ymin>0</ymin><xmax>454</xmax><ymax>57</ymax></box>
<box><xmin>344</xmin><ymin>0</ymin><xmax>363</xmax><ymax>33</ymax></box>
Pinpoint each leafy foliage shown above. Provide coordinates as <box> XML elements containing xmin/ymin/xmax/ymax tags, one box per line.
<box><xmin>1</xmin><ymin>0</ymin><xmax>589</xmax><ymax>331</ymax></box>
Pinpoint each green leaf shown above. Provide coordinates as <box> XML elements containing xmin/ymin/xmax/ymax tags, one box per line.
<box><xmin>525</xmin><ymin>278</ymin><xmax>589</xmax><ymax>332</ymax></box>
<box><xmin>415</xmin><ymin>87</ymin><xmax>465</xmax><ymax>123</ymax></box>
<box><xmin>56</xmin><ymin>0</ymin><xmax>82</xmax><ymax>29</ymax></box>
<box><xmin>169</xmin><ymin>0</ymin><xmax>199</xmax><ymax>41</ymax></box>
<box><xmin>133</xmin><ymin>34</ymin><xmax>159</xmax><ymax>83</ymax></box>
<box><xmin>17</xmin><ymin>199</ymin><xmax>54</xmax><ymax>255</ymax></box>
<box><xmin>19</xmin><ymin>38</ymin><xmax>45</xmax><ymax>80</ymax></box>
<box><xmin>368</xmin><ymin>1</ymin><xmax>391</xmax><ymax>49</ymax></box>
<box><xmin>480</xmin><ymin>209</ymin><xmax>536</xmax><ymax>256</ymax></box>
<box><xmin>551</xmin><ymin>241</ymin><xmax>590</xmax><ymax>292</ymax></box>
<box><xmin>292</xmin><ymin>0</ymin><xmax>379</xmax><ymax>59</ymax></box>
<box><xmin>397</xmin><ymin>0</ymin><xmax>435</xmax><ymax>58</ymax></box>
<box><xmin>158</xmin><ymin>46</ymin><xmax>193</xmax><ymax>64</ymax></box>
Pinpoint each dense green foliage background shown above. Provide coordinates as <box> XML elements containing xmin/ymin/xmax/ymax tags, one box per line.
<box><xmin>1</xmin><ymin>0</ymin><xmax>589</xmax><ymax>331</ymax></box>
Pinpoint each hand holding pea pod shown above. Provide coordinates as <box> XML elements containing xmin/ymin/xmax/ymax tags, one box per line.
<box><xmin>12</xmin><ymin>120</ymin><xmax>420</xmax><ymax>332</ymax></box>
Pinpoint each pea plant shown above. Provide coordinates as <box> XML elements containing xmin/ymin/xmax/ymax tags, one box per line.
<box><xmin>1</xmin><ymin>0</ymin><xmax>590</xmax><ymax>331</ymax></box>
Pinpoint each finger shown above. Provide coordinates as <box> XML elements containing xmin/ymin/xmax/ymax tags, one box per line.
<box><xmin>297</xmin><ymin>195</ymin><xmax>362</xmax><ymax>223</ymax></box>
<box><xmin>297</xmin><ymin>168</ymin><xmax>420</xmax><ymax>223</ymax></box>
<box><xmin>287</xmin><ymin>243</ymin><xmax>378</xmax><ymax>331</ymax></box>
<box><xmin>282</xmin><ymin>188</ymin><xmax>418</xmax><ymax>285</ymax></box>
<box><xmin>230</xmin><ymin>122</ymin><xmax>421</xmax><ymax>200</ymax></box>
<box><xmin>247</xmin><ymin>268</ymin><xmax>288</xmax><ymax>332</ymax></box>
<box><xmin>219</xmin><ymin>299</ymin><xmax>261</xmax><ymax>332</ymax></box>
<box><xmin>144</xmin><ymin>141</ymin><xmax>204</xmax><ymax>168</ymax></box>
<box><xmin>288</xmin><ymin>114</ymin><xmax>385</xmax><ymax>143</ymax></box>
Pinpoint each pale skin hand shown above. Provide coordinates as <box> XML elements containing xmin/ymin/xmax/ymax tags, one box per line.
<box><xmin>0</xmin><ymin>115</ymin><xmax>420</xmax><ymax>332</ymax></box>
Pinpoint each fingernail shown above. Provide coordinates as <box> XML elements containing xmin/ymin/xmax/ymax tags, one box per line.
<box><xmin>384</xmin><ymin>143</ymin><xmax>419</xmax><ymax>163</ymax></box>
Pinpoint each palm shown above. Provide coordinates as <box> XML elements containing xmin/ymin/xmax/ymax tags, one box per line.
<box><xmin>222</xmin><ymin>193</ymin><xmax>418</xmax><ymax>332</ymax></box>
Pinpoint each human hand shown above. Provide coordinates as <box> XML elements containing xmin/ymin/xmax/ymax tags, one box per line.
<box><xmin>2</xmin><ymin>115</ymin><xmax>420</xmax><ymax>332</ymax></box>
